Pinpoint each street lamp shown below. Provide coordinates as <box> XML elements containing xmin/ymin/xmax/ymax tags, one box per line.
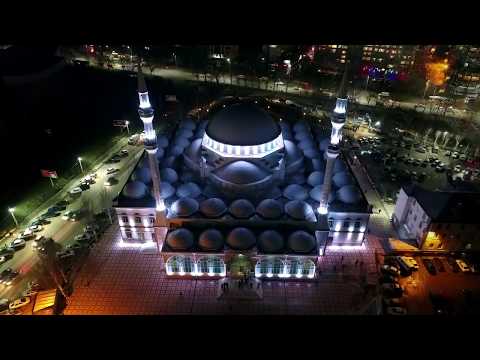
<box><xmin>423</xmin><ymin>80</ymin><xmax>430</xmax><ymax>99</ymax></box>
<box><xmin>78</xmin><ymin>157</ymin><xmax>84</xmax><ymax>174</ymax></box>
<box><xmin>227</xmin><ymin>58</ymin><xmax>232</xmax><ymax>84</ymax></box>
<box><xmin>125</xmin><ymin>120</ymin><xmax>130</xmax><ymax>135</ymax></box>
<box><xmin>8</xmin><ymin>207</ymin><xmax>18</xmax><ymax>227</ymax></box>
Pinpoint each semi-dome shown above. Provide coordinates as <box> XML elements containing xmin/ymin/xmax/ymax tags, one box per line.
<box><xmin>258</xmin><ymin>230</ymin><xmax>284</xmax><ymax>253</ymax></box>
<box><xmin>303</xmin><ymin>148</ymin><xmax>321</xmax><ymax>159</ymax></box>
<box><xmin>311</xmin><ymin>158</ymin><xmax>325</xmax><ymax>171</ymax></box>
<box><xmin>132</xmin><ymin>166</ymin><xmax>151</xmax><ymax>184</ymax></box>
<box><xmin>319</xmin><ymin>138</ymin><xmax>331</xmax><ymax>152</ymax></box>
<box><xmin>161</xmin><ymin>156</ymin><xmax>178</xmax><ymax>169</ymax></box>
<box><xmin>293</xmin><ymin>122</ymin><xmax>308</xmax><ymax>132</ymax></box>
<box><xmin>283</xmin><ymin>184</ymin><xmax>309</xmax><ymax>201</ymax></box>
<box><xmin>337</xmin><ymin>185</ymin><xmax>362</xmax><ymax>204</ymax></box>
<box><xmin>307</xmin><ymin>171</ymin><xmax>325</xmax><ymax>187</ymax></box>
<box><xmin>200</xmin><ymin>198</ymin><xmax>227</xmax><ymax>218</ymax></box>
<box><xmin>286</xmin><ymin>173</ymin><xmax>306</xmax><ymax>185</ymax></box>
<box><xmin>170</xmin><ymin>197</ymin><xmax>199</xmax><ymax>217</ymax></box>
<box><xmin>122</xmin><ymin>181</ymin><xmax>148</xmax><ymax>199</ymax></box>
<box><xmin>288</xmin><ymin>231</ymin><xmax>316</xmax><ymax>254</ymax></box>
<box><xmin>176</xmin><ymin>182</ymin><xmax>202</xmax><ymax>198</ymax></box>
<box><xmin>285</xmin><ymin>200</ymin><xmax>316</xmax><ymax>221</ymax></box>
<box><xmin>185</xmin><ymin>138</ymin><xmax>202</xmax><ymax>162</ymax></box>
<box><xmin>160</xmin><ymin>182</ymin><xmax>176</xmax><ymax>199</ymax></box>
<box><xmin>215</xmin><ymin>161</ymin><xmax>269</xmax><ymax>185</ymax></box>
<box><xmin>309</xmin><ymin>185</ymin><xmax>336</xmax><ymax>203</ymax></box>
<box><xmin>206</xmin><ymin>102</ymin><xmax>281</xmax><ymax>146</ymax></box>
<box><xmin>179</xmin><ymin>118</ymin><xmax>196</xmax><ymax>131</ymax></box>
<box><xmin>198</xmin><ymin>229</ymin><xmax>224</xmax><ymax>251</ymax></box>
<box><xmin>176</xmin><ymin>128</ymin><xmax>193</xmax><ymax>140</ymax></box>
<box><xmin>294</xmin><ymin>131</ymin><xmax>312</xmax><ymax>142</ymax></box>
<box><xmin>174</xmin><ymin>137</ymin><xmax>190</xmax><ymax>150</ymax></box>
<box><xmin>256</xmin><ymin>199</ymin><xmax>284</xmax><ymax>219</ymax></box>
<box><xmin>166</xmin><ymin>228</ymin><xmax>194</xmax><ymax>250</ymax></box>
<box><xmin>160</xmin><ymin>168</ymin><xmax>178</xmax><ymax>184</ymax></box>
<box><xmin>226</xmin><ymin>227</ymin><xmax>256</xmax><ymax>250</ymax></box>
<box><xmin>157</xmin><ymin>135</ymin><xmax>169</xmax><ymax>149</ymax></box>
<box><xmin>284</xmin><ymin>140</ymin><xmax>303</xmax><ymax>163</ymax></box>
<box><xmin>333</xmin><ymin>159</ymin><xmax>347</xmax><ymax>173</ymax></box>
<box><xmin>298</xmin><ymin>139</ymin><xmax>315</xmax><ymax>151</ymax></box>
<box><xmin>229</xmin><ymin>199</ymin><xmax>255</xmax><ymax>219</ymax></box>
<box><xmin>155</xmin><ymin>147</ymin><xmax>165</xmax><ymax>160</ymax></box>
<box><xmin>168</xmin><ymin>145</ymin><xmax>184</xmax><ymax>157</ymax></box>
<box><xmin>333</xmin><ymin>171</ymin><xmax>354</xmax><ymax>188</ymax></box>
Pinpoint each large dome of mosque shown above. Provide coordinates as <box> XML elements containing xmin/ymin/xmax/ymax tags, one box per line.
<box><xmin>206</xmin><ymin>102</ymin><xmax>281</xmax><ymax>146</ymax></box>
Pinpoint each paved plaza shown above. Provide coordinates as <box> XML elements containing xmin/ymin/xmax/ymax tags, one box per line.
<box><xmin>64</xmin><ymin>225</ymin><xmax>384</xmax><ymax>315</ymax></box>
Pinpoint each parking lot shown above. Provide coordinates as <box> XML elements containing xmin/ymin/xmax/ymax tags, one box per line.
<box><xmin>381</xmin><ymin>255</ymin><xmax>480</xmax><ymax>315</ymax></box>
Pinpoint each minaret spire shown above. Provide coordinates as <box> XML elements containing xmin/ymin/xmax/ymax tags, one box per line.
<box><xmin>318</xmin><ymin>62</ymin><xmax>350</xmax><ymax>216</ymax></box>
<box><xmin>136</xmin><ymin>65</ymin><xmax>166</xmax><ymax>224</ymax></box>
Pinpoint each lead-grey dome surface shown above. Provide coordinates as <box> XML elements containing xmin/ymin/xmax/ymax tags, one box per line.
<box><xmin>319</xmin><ymin>138</ymin><xmax>331</xmax><ymax>152</ymax></box>
<box><xmin>166</xmin><ymin>228</ymin><xmax>194</xmax><ymax>250</ymax></box>
<box><xmin>157</xmin><ymin>135</ymin><xmax>169</xmax><ymax>149</ymax></box>
<box><xmin>229</xmin><ymin>199</ymin><xmax>255</xmax><ymax>219</ymax></box>
<box><xmin>168</xmin><ymin>145</ymin><xmax>184</xmax><ymax>157</ymax></box>
<box><xmin>311</xmin><ymin>158</ymin><xmax>325</xmax><ymax>171</ymax></box>
<box><xmin>226</xmin><ymin>227</ymin><xmax>256</xmax><ymax>250</ymax></box>
<box><xmin>160</xmin><ymin>168</ymin><xmax>178</xmax><ymax>183</ymax></box>
<box><xmin>206</xmin><ymin>103</ymin><xmax>281</xmax><ymax>146</ymax></box>
<box><xmin>176</xmin><ymin>128</ymin><xmax>193</xmax><ymax>140</ymax></box>
<box><xmin>174</xmin><ymin>137</ymin><xmax>190</xmax><ymax>150</ymax></box>
<box><xmin>258</xmin><ymin>230</ymin><xmax>284</xmax><ymax>253</ymax></box>
<box><xmin>256</xmin><ymin>199</ymin><xmax>284</xmax><ymax>219</ymax></box>
<box><xmin>132</xmin><ymin>166</ymin><xmax>151</xmax><ymax>184</ymax></box>
<box><xmin>285</xmin><ymin>200</ymin><xmax>316</xmax><ymax>221</ymax></box>
<box><xmin>333</xmin><ymin>171</ymin><xmax>354</xmax><ymax>188</ymax></box>
<box><xmin>283</xmin><ymin>184</ymin><xmax>309</xmax><ymax>201</ymax></box>
<box><xmin>155</xmin><ymin>147</ymin><xmax>165</xmax><ymax>160</ymax></box>
<box><xmin>288</xmin><ymin>231</ymin><xmax>316</xmax><ymax>254</ymax></box>
<box><xmin>333</xmin><ymin>159</ymin><xmax>347</xmax><ymax>173</ymax></box>
<box><xmin>122</xmin><ymin>181</ymin><xmax>148</xmax><ymax>199</ymax></box>
<box><xmin>307</xmin><ymin>171</ymin><xmax>325</xmax><ymax>187</ymax></box>
<box><xmin>215</xmin><ymin>161</ymin><xmax>269</xmax><ymax>185</ymax></box>
<box><xmin>160</xmin><ymin>182</ymin><xmax>176</xmax><ymax>199</ymax></box>
<box><xmin>304</xmin><ymin>148</ymin><xmax>321</xmax><ymax>159</ymax></box>
<box><xmin>179</xmin><ymin>118</ymin><xmax>196</xmax><ymax>130</ymax></box>
<box><xmin>176</xmin><ymin>182</ymin><xmax>202</xmax><ymax>198</ymax></box>
<box><xmin>337</xmin><ymin>185</ymin><xmax>362</xmax><ymax>204</ymax></box>
<box><xmin>198</xmin><ymin>229</ymin><xmax>224</xmax><ymax>251</ymax></box>
<box><xmin>309</xmin><ymin>185</ymin><xmax>336</xmax><ymax>203</ymax></box>
<box><xmin>284</xmin><ymin>140</ymin><xmax>303</xmax><ymax>163</ymax></box>
<box><xmin>200</xmin><ymin>198</ymin><xmax>227</xmax><ymax>218</ymax></box>
<box><xmin>170</xmin><ymin>197</ymin><xmax>198</xmax><ymax>217</ymax></box>
<box><xmin>293</xmin><ymin>122</ymin><xmax>308</xmax><ymax>132</ymax></box>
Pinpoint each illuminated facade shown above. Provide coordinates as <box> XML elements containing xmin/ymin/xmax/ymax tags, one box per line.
<box><xmin>392</xmin><ymin>185</ymin><xmax>480</xmax><ymax>251</ymax></box>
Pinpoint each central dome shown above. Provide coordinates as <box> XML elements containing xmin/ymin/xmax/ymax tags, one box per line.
<box><xmin>206</xmin><ymin>102</ymin><xmax>281</xmax><ymax>146</ymax></box>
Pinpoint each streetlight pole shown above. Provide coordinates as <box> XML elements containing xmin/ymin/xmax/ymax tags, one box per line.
<box><xmin>227</xmin><ymin>58</ymin><xmax>232</xmax><ymax>84</ymax></box>
<box><xmin>78</xmin><ymin>157</ymin><xmax>84</xmax><ymax>174</ymax></box>
<box><xmin>8</xmin><ymin>207</ymin><xmax>18</xmax><ymax>227</ymax></box>
<box><xmin>423</xmin><ymin>79</ymin><xmax>430</xmax><ymax>99</ymax></box>
<box><xmin>125</xmin><ymin>121</ymin><xmax>130</xmax><ymax>135</ymax></box>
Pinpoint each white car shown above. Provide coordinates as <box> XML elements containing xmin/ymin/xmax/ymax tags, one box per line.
<box><xmin>62</xmin><ymin>211</ymin><xmax>74</xmax><ymax>220</ymax></box>
<box><xmin>456</xmin><ymin>259</ymin><xmax>471</xmax><ymax>273</ymax></box>
<box><xmin>10</xmin><ymin>238</ymin><xmax>26</xmax><ymax>250</ymax></box>
<box><xmin>29</xmin><ymin>224</ymin><xmax>43</xmax><ymax>232</ymax></box>
<box><xmin>454</xmin><ymin>165</ymin><xmax>462</xmax><ymax>172</ymax></box>
<box><xmin>106</xmin><ymin>168</ymin><xmax>119</xmax><ymax>175</ymax></box>
<box><xmin>386</xmin><ymin>306</ymin><xmax>407</xmax><ymax>315</ymax></box>
<box><xmin>401</xmin><ymin>256</ymin><xmax>419</xmax><ymax>271</ymax></box>
<box><xmin>69</xmin><ymin>187</ymin><xmax>82</xmax><ymax>195</ymax></box>
<box><xmin>9</xmin><ymin>296</ymin><xmax>31</xmax><ymax>310</ymax></box>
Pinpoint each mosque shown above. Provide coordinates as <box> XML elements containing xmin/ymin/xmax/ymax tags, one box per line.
<box><xmin>113</xmin><ymin>66</ymin><xmax>371</xmax><ymax>280</ymax></box>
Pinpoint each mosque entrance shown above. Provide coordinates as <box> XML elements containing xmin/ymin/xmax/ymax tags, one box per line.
<box><xmin>228</xmin><ymin>255</ymin><xmax>253</xmax><ymax>278</ymax></box>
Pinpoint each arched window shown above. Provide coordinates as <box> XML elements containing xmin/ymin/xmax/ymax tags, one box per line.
<box><xmin>272</xmin><ymin>258</ymin><xmax>284</xmax><ymax>275</ymax></box>
<box><xmin>197</xmin><ymin>256</ymin><xmax>225</xmax><ymax>275</ymax></box>
<box><xmin>255</xmin><ymin>258</ymin><xmax>270</xmax><ymax>277</ymax></box>
<box><xmin>166</xmin><ymin>255</ymin><xmax>184</xmax><ymax>274</ymax></box>
<box><xmin>302</xmin><ymin>259</ymin><xmax>316</xmax><ymax>278</ymax></box>
<box><xmin>288</xmin><ymin>259</ymin><xmax>316</xmax><ymax>278</ymax></box>
<box><xmin>184</xmin><ymin>257</ymin><xmax>194</xmax><ymax>273</ymax></box>
<box><xmin>288</xmin><ymin>259</ymin><xmax>302</xmax><ymax>277</ymax></box>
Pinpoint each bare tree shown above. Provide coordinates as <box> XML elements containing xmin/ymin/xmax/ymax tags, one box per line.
<box><xmin>433</xmin><ymin>130</ymin><xmax>442</xmax><ymax>147</ymax></box>
<box><xmin>37</xmin><ymin>239</ymin><xmax>70</xmax><ymax>302</ymax></box>
<box><xmin>423</xmin><ymin>128</ymin><xmax>432</xmax><ymax>144</ymax></box>
<box><xmin>474</xmin><ymin>147</ymin><xmax>479</xmax><ymax>158</ymax></box>
<box><xmin>454</xmin><ymin>135</ymin><xmax>464</xmax><ymax>150</ymax></box>
<box><xmin>442</xmin><ymin>133</ymin><xmax>452</xmax><ymax>148</ymax></box>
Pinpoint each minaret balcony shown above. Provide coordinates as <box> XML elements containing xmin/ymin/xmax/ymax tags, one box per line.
<box><xmin>138</xmin><ymin>107</ymin><xmax>154</xmax><ymax>118</ymax></box>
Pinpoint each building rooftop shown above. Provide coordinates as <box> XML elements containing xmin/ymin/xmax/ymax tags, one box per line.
<box><xmin>404</xmin><ymin>184</ymin><xmax>480</xmax><ymax>224</ymax></box>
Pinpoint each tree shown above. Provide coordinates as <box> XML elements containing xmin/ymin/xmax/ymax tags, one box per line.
<box><xmin>455</xmin><ymin>135</ymin><xmax>464</xmax><ymax>150</ymax></box>
<box><xmin>99</xmin><ymin>188</ymin><xmax>113</xmax><ymax>225</ymax></box>
<box><xmin>433</xmin><ymin>130</ymin><xmax>442</xmax><ymax>147</ymax></box>
<box><xmin>442</xmin><ymin>132</ymin><xmax>452</xmax><ymax>148</ymax></box>
<box><xmin>423</xmin><ymin>128</ymin><xmax>432</xmax><ymax>144</ymax></box>
<box><xmin>37</xmin><ymin>238</ymin><xmax>70</xmax><ymax>302</ymax></box>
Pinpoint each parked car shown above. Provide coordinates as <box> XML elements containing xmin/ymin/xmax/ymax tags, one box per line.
<box><xmin>79</xmin><ymin>183</ymin><xmax>90</xmax><ymax>191</ymax></box>
<box><xmin>69</xmin><ymin>187</ymin><xmax>83</xmax><ymax>196</ymax></box>
<box><xmin>0</xmin><ymin>253</ymin><xmax>13</xmax><ymax>264</ymax></box>
<box><xmin>0</xmin><ymin>247</ymin><xmax>15</xmax><ymax>257</ymax></box>
<box><xmin>8</xmin><ymin>297</ymin><xmax>30</xmax><ymax>310</ymax></box>
<box><xmin>105</xmin><ymin>177</ymin><xmax>118</xmax><ymax>186</ymax></box>
<box><xmin>106</xmin><ymin>168</ymin><xmax>119</xmax><ymax>175</ymax></box>
<box><xmin>381</xmin><ymin>264</ymin><xmax>400</xmax><ymax>277</ymax></box>
<box><xmin>456</xmin><ymin>259</ymin><xmax>471</xmax><ymax>273</ymax></box>
<box><xmin>9</xmin><ymin>238</ymin><xmax>26</xmax><ymax>251</ymax></box>
<box><xmin>119</xmin><ymin>149</ymin><xmax>129</xmax><ymax>157</ymax></box>
<box><xmin>0</xmin><ymin>268</ymin><xmax>19</xmax><ymax>285</ymax></box>
<box><xmin>447</xmin><ymin>257</ymin><xmax>460</xmax><ymax>273</ymax></box>
<box><xmin>382</xmin><ymin>283</ymin><xmax>403</xmax><ymax>297</ymax></box>
<box><xmin>386</xmin><ymin>306</ymin><xmax>407</xmax><ymax>315</ymax></box>
<box><xmin>423</xmin><ymin>258</ymin><xmax>437</xmax><ymax>275</ymax></box>
<box><xmin>28</xmin><ymin>224</ymin><xmax>43</xmax><ymax>232</ymax></box>
<box><xmin>56</xmin><ymin>200</ymin><xmax>70</xmax><ymax>207</ymax></box>
<box><xmin>0</xmin><ymin>298</ymin><xmax>9</xmax><ymax>312</ymax></box>
<box><xmin>32</xmin><ymin>236</ymin><xmax>49</xmax><ymax>249</ymax></box>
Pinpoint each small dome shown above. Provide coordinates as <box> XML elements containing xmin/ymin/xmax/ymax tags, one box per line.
<box><xmin>157</xmin><ymin>135</ymin><xmax>169</xmax><ymax>149</ymax></box>
<box><xmin>229</xmin><ymin>199</ymin><xmax>255</xmax><ymax>219</ymax></box>
<box><xmin>161</xmin><ymin>156</ymin><xmax>178</xmax><ymax>169</ymax></box>
<box><xmin>194</xmin><ymin>128</ymin><xmax>205</xmax><ymax>139</ymax></box>
<box><xmin>298</xmin><ymin>139</ymin><xmax>315</xmax><ymax>151</ymax></box>
<box><xmin>282</xmin><ymin>131</ymin><xmax>294</xmax><ymax>141</ymax></box>
<box><xmin>285</xmin><ymin>200</ymin><xmax>316</xmax><ymax>221</ymax></box>
<box><xmin>294</xmin><ymin>131</ymin><xmax>311</xmax><ymax>142</ymax></box>
<box><xmin>258</xmin><ymin>230</ymin><xmax>284</xmax><ymax>253</ymax></box>
<box><xmin>174</xmin><ymin>137</ymin><xmax>190</xmax><ymax>150</ymax></box>
<box><xmin>333</xmin><ymin>171</ymin><xmax>354</xmax><ymax>188</ymax></box>
<box><xmin>160</xmin><ymin>182</ymin><xmax>176</xmax><ymax>199</ymax></box>
<box><xmin>200</xmin><ymin>198</ymin><xmax>227</xmax><ymax>218</ymax></box>
<box><xmin>288</xmin><ymin>231</ymin><xmax>316</xmax><ymax>254</ymax></box>
<box><xmin>226</xmin><ymin>227</ymin><xmax>256</xmax><ymax>250</ymax></box>
<box><xmin>122</xmin><ymin>181</ymin><xmax>148</xmax><ymax>199</ymax></box>
<box><xmin>284</xmin><ymin>140</ymin><xmax>303</xmax><ymax>163</ymax></box>
<box><xmin>337</xmin><ymin>185</ymin><xmax>362</xmax><ymax>204</ymax></box>
<box><xmin>166</xmin><ymin>228</ymin><xmax>194</xmax><ymax>250</ymax></box>
<box><xmin>168</xmin><ymin>145</ymin><xmax>184</xmax><ymax>157</ymax></box>
<box><xmin>171</xmin><ymin>197</ymin><xmax>198</xmax><ymax>217</ymax></box>
<box><xmin>132</xmin><ymin>166</ymin><xmax>151</xmax><ymax>184</ymax></box>
<box><xmin>176</xmin><ymin>182</ymin><xmax>202</xmax><ymax>198</ymax></box>
<box><xmin>311</xmin><ymin>158</ymin><xmax>325</xmax><ymax>171</ymax></box>
<box><xmin>309</xmin><ymin>185</ymin><xmax>336</xmax><ymax>203</ymax></box>
<box><xmin>176</xmin><ymin>128</ymin><xmax>193</xmax><ymax>140</ymax></box>
<box><xmin>256</xmin><ymin>199</ymin><xmax>284</xmax><ymax>219</ymax></box>
<box><xmin>307</xmin><ymin>171</ymin><xmax>325</xmax><ymax>187</ymax></box>
<box><xmin>155</xmin><ymin>147</ymin><xmax>165</xmax><ymax>160</ymax></box>
<box><xmin>293</xmin><ymin>122</ymin><xmax>308</xmax><ymax>132</ymax></box>
<box><xmin>179</xmin><ymin>118</ymin><xmax>196</xmax><ymax>130</ymax></box>
<box><xmin>160</xmin><ymin>168</ymin><xmax>178</xmax><ymax>183</ymax></box>
<box><xmin>283</xmin><ymin>184</ymin><xmax>309</xmax><ymax>201</ymax></box>
<box><xmin>286</xmin><ymin>174</ymin><xmax>306</xmax><ymax>185</ymax></box>
<box><xmin>185</xmin><ymin>138</ymin><xmax>202</xmax><ymax>162</ymax></box>
<box><xmin>304</xmin><ymin>148</ymin><xmax>321</xmax><ymax>159</ymax></box>
<box><xmin>198</xmin><ymin>229</ymin><xmax>224</xmax><ymax>251</ymax></box>
<box><xmin>333</xmin><ymin>159</ymin><xmax>347</xmax><ymax>173</ymax></box>
<box><xmin>319</xmin><ymin>138</ymin><xmax>330</xmax><ymax>152</ymax></box>
<box><xmin>215</xmin><ymin>161</ymin><xmax>269</xmax><ymax>185</ymax></box>
<box><xmin>264</xmin><ymin>186</ymin><xmax>282</xmax><ymax>199</ymax></box>
<box><xmin>279</xmin><ymin>121</ymin><xmax>291</xmax><ymax>132</ymax></box>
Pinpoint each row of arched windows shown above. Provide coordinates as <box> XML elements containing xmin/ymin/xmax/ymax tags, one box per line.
<box><xmin>166</xmin><ymin>256</ymin><xmax>226</xmax><ymax>276</ymax></box>
<box><xmin>255</xmin><ymin>258</ymin><xmax>316</xmax><ymax>279</ymax></box>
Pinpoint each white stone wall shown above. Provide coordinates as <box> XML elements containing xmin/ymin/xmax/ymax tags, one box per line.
<box><xmin>115</xmin><ymin>207</ymin><xmax>157</xmax><ymax>243</ymax></box>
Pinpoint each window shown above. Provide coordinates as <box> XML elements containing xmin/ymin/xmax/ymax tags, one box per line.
<box><xmin>135</xmin><ymin>216</ymin><xmax>141</xmax><ymax>224</ymax></box>
<box><xmin>198</xmin><ymin>257</ymin><xmax>225</xmax><ymax>275</ymax></box>
<box><xmin>328</xmin><ymin>220</ymin><xmax>334</xmax><ymax>228</ymax></box>
<box><xmin>344</xmin><ymin>221</ymin><xmax>350</xmax><ymax>229</ymax></box>
<box><xmin>354</xmin><ymin>221</ymin><xmax>361</xmax><ymax>229</ymax></box>
<box><xmin>121</xmin><ymin>216</ymin><xmax>128</xmax><ymax>223</ymax></box>
<box><xmin>166</xmin><ymin>256</ymin><xmax>183</xmax><ymax>273</ymax></box>
<box><xmin>126</xmin><ymin>231</ymin><xmax>132</xmax><ymax>239</ymax></box>
<box><xmin>149</xmin><ymin>217</ymin><xmax>155</xmax><ymax>225</ymax></box>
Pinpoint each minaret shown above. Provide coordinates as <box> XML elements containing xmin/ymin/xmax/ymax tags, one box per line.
<box><xmin>318</xmin><ymin>64</ymin><xmax>349</xmax><ymax>215</ymax></box>
<box><xmin>137</xmin><ymin>66</ymin><xmax>166</xmax><ymax>225</ymax></box>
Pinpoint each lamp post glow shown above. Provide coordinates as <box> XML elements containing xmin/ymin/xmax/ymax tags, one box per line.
<box><xmin>77</xmin><ymin>157</ymin><xmax>84</xmax><ymax>174</ymax></box>
<box><xmin>227</xmin><ymin>58</ymin><xmax>232</xmax><ymax>84</ymax></box>
<box><xmin>125</xmin><ymin>120</ymin><xmax>130</xmax><ymax>134</ymax></box>
<box><xmin>8</xmin><ymin>207</ymin><xmax>18</xmax><ymax>227</ymax></box>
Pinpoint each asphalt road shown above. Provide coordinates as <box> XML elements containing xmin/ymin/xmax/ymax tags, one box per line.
<box><xmin>0</xmin><ymin>139</ymin><xmax>144</xmax><ymax>301</ymax></box>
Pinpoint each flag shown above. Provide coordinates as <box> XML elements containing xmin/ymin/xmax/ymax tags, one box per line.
<box><xmin>41</xmin><ymin>169</ymin><xmax>58</xmax><ymax>178</ymax></box>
